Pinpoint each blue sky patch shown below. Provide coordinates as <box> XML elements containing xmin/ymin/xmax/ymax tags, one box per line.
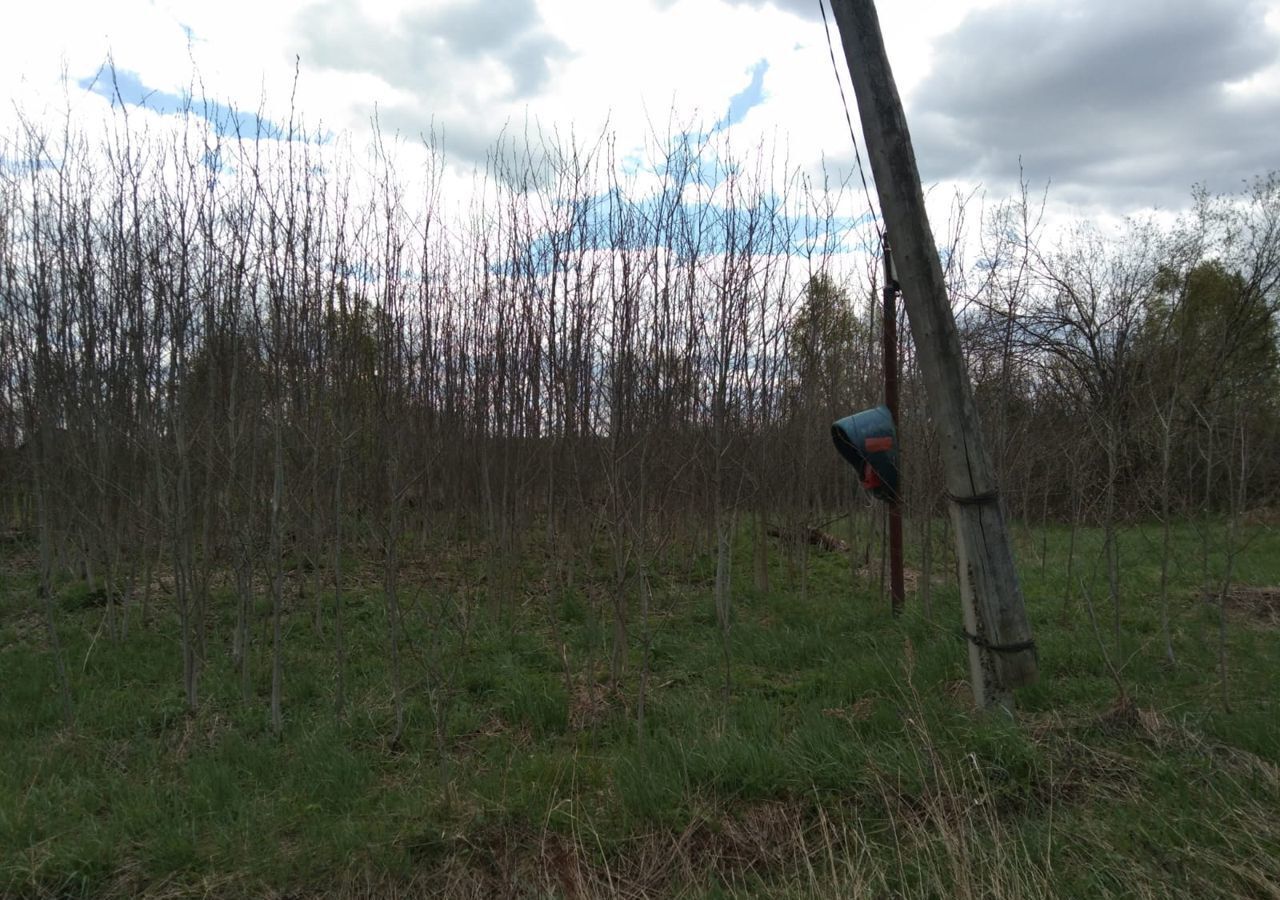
<box><xmin>0</xmin><ymin>154</ymin><xmax>57</xmax><ymax>174</ymax></box>
<box><xmin>77</xmin><ymin>67</ymin><xmax>312</xmax><ymax>143</ymax></box>
<box><xmin>496</xmin><ymin>181</ymin><xmax>867</xmax><ymax>282</ymax></box>
<box><xmin>713</xmin><ymin>59</ymin><xmax>769</xmax><ymax>133</ymax></box>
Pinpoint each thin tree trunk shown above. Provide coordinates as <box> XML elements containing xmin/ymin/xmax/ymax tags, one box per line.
<box><xmin>636</xmin><ymin>563</ymin><xmax>653</xmax><ymax>744</ymax></box>
<box><xmin>333</xmin><ymin>448</ymin><xmax>347</xmax><ymax>720</ymax></box>
<box><xmin>269</xmin><ymin>413</ymin><xmax>285</xmax><ymax>735</ymax></box>
<box><xmin>753</xmin><ymin>508</ymin><xmax>769</xmax><ymax>594</ymax></box>
<box><xmin>1157</xmin><ymin>402</ymin><xmax>1177</xmax><ymax>665</ymax></box>
<box><xmin>36</xmin><ymin>466</ymin><xmax>74</xmax><ymax>725</ymax></box>
<box><xmin>1061</xmin><ymin>488</ymin><xmax>1079</xmax><ymax>623</ymax></box>
<box><xmin>920</xmin><ymin>510</ymin><xmax>933</xmax><ymax>622</ymax></box>
<box><xmin>1104</xmin><ymin>423</ymin><xmax>1121</xmax><ymax>648</ymax></box>
<box><xmin>384</xmin><ymin>453</ymin><xmax>406</xmax><ymax>745</ymax></box>
<box><xmin>715</xmin><ymin>518</ymin><xmax>733</xmax><ymax>708</ymax></box>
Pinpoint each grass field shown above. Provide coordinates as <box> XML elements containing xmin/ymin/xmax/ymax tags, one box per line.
<box><xmin>1</xmin><ymin>516</ymin><xmax>1278</xmax><ymax>898</ymax></box>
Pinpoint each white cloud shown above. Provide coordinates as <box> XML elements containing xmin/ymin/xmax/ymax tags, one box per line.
<box><xmin>7</xmin><ymin>0</ymin><xmax>1278</xmax><ymax>248</ymax></box>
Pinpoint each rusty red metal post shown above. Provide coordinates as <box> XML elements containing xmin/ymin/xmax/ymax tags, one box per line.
<box><xmin>883</xmin><ymin>234</ymin><xmax>906</xmax><ymax>616</ymax></box>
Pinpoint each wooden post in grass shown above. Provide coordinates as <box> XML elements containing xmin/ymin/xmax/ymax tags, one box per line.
<box><xmin>828</xmin><ymin>0</ymin><xmax>1038</xmax><ymax>708</ymax></box>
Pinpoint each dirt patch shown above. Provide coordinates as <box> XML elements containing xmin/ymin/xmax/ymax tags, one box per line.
<box><xmin>168</xmin><ymin>711</ymin><xmax>234</xmax><ymax>761</ymax></box>
<box><xmin>1</xmin><ymin>608</ymin><xmax>47</xmax><ymax>651</ymax></box>
<box><xmin>1221</xmin><ymin>585</ymin><xmax>1280</xmax><ymax>626</ymax></box>
<box><xmin>1242</xmin><ymin>506</ymin><xmax>1280</xmax><ymax>527</ymax></box>
<box><xmin>943</xmin><ymin>678</ymin><xmax>973</xmax><ymax>707</ymax></box>
<box><xmin>822</xmin><ymin>694</ymin><xmax>878</xmax><ymax>724</ymax></box>
<box><xmin>850</xmin><ymin>563</ymin><xmax>931</xmax><ymax>592</ymax></box>
<box><xmin>568</xmin><ymin>680</ymin><xmax>626</xmax><ymax>732</ymax></box>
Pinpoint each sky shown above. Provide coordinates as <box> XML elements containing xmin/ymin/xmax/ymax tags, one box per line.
<box><xmin>3</xmin><ymin>0</ymin><xmax>1279</xmax><ymax>233</ymax></box>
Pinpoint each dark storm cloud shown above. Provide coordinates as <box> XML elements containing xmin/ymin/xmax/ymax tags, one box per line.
<box><xmin>909</xmin><ymin>0</ymin><xmax>1280</xmax><ymax>209</ymax></box>
<box><xmin>296</xmin><ymin>0</ymin><xmax>570</xmax><ymax>165</ymax></box>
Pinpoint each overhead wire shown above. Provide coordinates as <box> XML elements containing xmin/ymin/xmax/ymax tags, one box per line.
<box><xmin>817</xmin><ymin>0</ymin><xmax>883</xmax><ymax>244</ymax></box>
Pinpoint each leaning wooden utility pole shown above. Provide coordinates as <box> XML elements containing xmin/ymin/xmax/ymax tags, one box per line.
<box><xmin>828</xmin><ymin>0</ymin><xmax>1038</xmax><ymax>708</ymax></box>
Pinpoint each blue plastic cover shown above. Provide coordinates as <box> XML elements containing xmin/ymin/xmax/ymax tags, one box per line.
<box><xmin>831</xmin><ymin>405</ymin><xmax>899</xmax><ymax>502</ymax></box>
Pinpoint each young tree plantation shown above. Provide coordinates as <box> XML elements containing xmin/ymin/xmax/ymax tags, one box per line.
<box><xmin>1</xmin><ymin>91</ymin><xmax>1278</xmax><ymax>897</ymax></box>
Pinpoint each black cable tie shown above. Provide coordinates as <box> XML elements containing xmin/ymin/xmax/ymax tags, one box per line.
<box><xmin>946</xmin><ymin>490</ymin><xmax>1000</xmax><ymax>507</ymax></box>
<box><xmin>960</xmin><ymin>629</ymin><xmax>1037</xmax><ymax>655</ymax></box>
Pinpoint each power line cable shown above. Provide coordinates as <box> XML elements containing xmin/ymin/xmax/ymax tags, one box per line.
<box><xmin>817</xmin><ymin>0</ymin><xmax>882</xmax><ymax>243</ymax></box>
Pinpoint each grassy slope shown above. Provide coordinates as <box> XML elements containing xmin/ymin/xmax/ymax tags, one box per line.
<box><xmin>1</xmin><ymin>518</ymin><xmax>1278</xmax><ymax>898</ymax></box>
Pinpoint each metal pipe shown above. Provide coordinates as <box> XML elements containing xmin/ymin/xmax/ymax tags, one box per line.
<box><xmin>883</xmin><ymin>234</ymin><xmax>906</xmax><ymax>616</ymax></box>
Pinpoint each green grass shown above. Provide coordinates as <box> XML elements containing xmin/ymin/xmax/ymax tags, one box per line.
<box><xmin>1</xmin><ymin>515</ymin><xmax>1278</xmax><ymax>898</ymax></box>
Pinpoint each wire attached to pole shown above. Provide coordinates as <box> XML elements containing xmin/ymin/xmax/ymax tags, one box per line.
<box><xmin>818</xmin><ymin>0</ymin><xmax>882</xmax><ymax>242</ymax></box>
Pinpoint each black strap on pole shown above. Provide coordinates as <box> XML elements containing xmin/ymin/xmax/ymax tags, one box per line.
<box><xmin>945</xmin><ymin>489</ymin><xmax>1000</xmax><ymax>507</ymax></box>
<box><xmin>960</xmin><ymin>628</ymin><xmax>1038</xmax><ymax>655</ymax></box>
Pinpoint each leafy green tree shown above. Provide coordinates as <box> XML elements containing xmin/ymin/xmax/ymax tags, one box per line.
<box><xmin>1145</xmin><ymin>259</ymin><xmax>1279</xmax><ymax>413</ymax></box>
<box><xmin>786</xmin><ymin>272</ymin><xmax>866</xmax><ymax>419</ymax></box>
